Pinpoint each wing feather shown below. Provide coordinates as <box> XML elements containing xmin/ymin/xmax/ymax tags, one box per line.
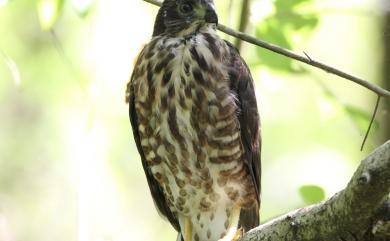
<box><xmin>127</xmin><ymin>50</ymin><xmax>180</xmax><ymax>231</ymax></box>
<box><xmin>225</xmin><ymin>41</ymin><xmax>262</xmax><ymax>230</ymax></box>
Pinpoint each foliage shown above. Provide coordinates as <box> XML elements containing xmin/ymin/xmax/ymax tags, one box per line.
<box><xmin>37</xmin><ymin>0</ymin><xmax>65</xmax><ymax>30</ymax></box>
<box><xmin>0</xmin><ymin>0</ymin><xmax>385</xmax><ymax>240</ymax></box>
<box><xmin>255</xmin><ymin>0</ymin><xmax>319</xmax><ymax>72</ymax></box>
<box><xmin>299</xmin><ymin>185</ymin><xmax>325</xmax><ymax>205</ymax></box>
<box><xmin>37</xmin><ymin>0</ymin><xmax>96</xmax><ymax>30</ymax></box>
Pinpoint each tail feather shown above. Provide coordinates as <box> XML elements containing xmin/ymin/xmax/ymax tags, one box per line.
<box><xmin>239</xmin><ymin>205</ymin><xmax>260</xmax><ymax>232</ymax></box>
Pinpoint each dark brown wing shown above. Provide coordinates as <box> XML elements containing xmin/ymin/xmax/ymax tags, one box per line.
<box><xmin>127</xmin><ymin>51</ymin><xmax>180</xmax><ymax>232</ymax></box>
<box><xmin>225</xmin><ymin>41</ymin><xmax>261</xmax><ymax>230</ymax></box>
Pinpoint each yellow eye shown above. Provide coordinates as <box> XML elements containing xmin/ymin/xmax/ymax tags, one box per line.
<box><xmin>180</xmin><ymin>3</ymin><xmax>193</xmax><ymax>14</ymax></box>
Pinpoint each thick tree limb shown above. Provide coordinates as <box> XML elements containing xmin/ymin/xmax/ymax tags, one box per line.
<box><xmin>142</xmin><ymin>0</ymin><xmax>390</xmax><ymax>98</ymax></box>
<box><xmin>238</xmin><ymin>140</ymin><xmax>390</xmax><ymax>241</ymax></box>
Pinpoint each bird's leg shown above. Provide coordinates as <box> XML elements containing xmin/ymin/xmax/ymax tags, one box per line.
<box><xmin>219</xmin><ymin>205</ymin><xmax>242</xmax><ymax>241</ymax></box>
<box><xmin>231</xmin><ymin>228</ymin><xmax>243</xmax><ymax>241</ymax></box>
<box><xmin>184</xmin><ymin>217</ymin><xmax>193</xmax><ymax>241</ymax></box>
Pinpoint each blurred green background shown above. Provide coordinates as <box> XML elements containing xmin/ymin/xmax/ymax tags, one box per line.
<box><xmin>0</xmin><ymin>0</ymin><xmax>389</xmax><ymax>240</ymax></box>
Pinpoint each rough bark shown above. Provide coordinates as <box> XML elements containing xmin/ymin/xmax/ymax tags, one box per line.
<box><xmin>238</xmin><ymin>140</ymin><xmax>390</xmax><ymax>241</ymax></box>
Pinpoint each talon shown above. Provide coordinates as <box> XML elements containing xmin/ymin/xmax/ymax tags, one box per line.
<box><xmin>232</xmin><ymin>228</ymin><xmax>243</xmax><ymax>241</ymax></box>
<box><xmin>219</xmin><ymin>228</ymin><xmax>243</xmax><ymax>241</ymax></box>
<box><xmin>218</xmin><ymin>205</ymin><xmax>242</xmax><ymax>241</ymax></box>
<box><xmin>184</xmin><ymin>217</ymin><xmax>192</xmax><ymax>241</ymax></box>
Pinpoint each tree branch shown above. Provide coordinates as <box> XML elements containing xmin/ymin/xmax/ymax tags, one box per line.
<box><xmin>235</xmin><ymin>0</ymin><xmax>251</xmax><ymax>51</ymax></box>
<box><xmin>238</xmin><ymin>140</ymin><xmax>390</xmax><ymax>241</ymax></box>
<box><xmin>142</xmin><ymin>0</ymin><xmax>390</xmax><ymax>98</ymax></box>
<box><xmin>361</xmin><ymin>95</ymin><xmax>381</xmax><ymax>151</ymax></box>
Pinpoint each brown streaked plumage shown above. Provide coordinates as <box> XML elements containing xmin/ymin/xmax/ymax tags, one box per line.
<box><xmin>126</xmin><ymin>0</ymin><xmax>261</xmax><ymax>240</ymax></box>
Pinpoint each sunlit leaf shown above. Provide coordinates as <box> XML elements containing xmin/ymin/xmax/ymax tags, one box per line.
<box><xmin>275</xmin><ymin>0</ymin><xmax>313</xmax><ymax>11</ymax></box>
<box><xmin>288</xmin><ymin>14</ymin><xmax>319</xmax><ymax>30</ymax></box>
<box><xmin>71</xmin><ymin>0</ymin><xmax>96</xmax><ymax>18</ymax></box>
<box><xmin>344</xmin><ymin>105</ymin><xmax>379</xmax><ymax>133</ymax></box>
<box><xmin>256</xmin><ymin>19</ymin><xmax>295</xmax><ymax>71</ymax></box>
<box><xmin>37</xmin><ymin>0</ymin><xmax>65</xmax><ymax>31</ymax></box>
<box><xmin>299</xmin><ymin>185</ymin><xmax>325</xmax><ymax>205</ymax></box>
<box><xmin>254</xmin><ymin>0</ymin><xmax>319</xmax><ymax>71</ymax></box>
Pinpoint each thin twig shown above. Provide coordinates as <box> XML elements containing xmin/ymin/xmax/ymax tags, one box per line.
<box><xmin>310</xmin><ymin>72</ymin><xmax>379</xmax><ymax>150</ymax></box>
<box><xmin>218</xmin><ymin>25</ymin><xmax>390</xmax><ymax>98</ymax></box>
<box><xmin>235</xmin><ymin>0</ymin><xmax>251</xmax><ymax>51</ymax></box>
<box><xmin>303</xmin><ymin>51</ymin><xmax>313</xmax><ymax>62</ymax></box>
<box><xmin>142</xmin><ymin>0</ymin><xmax>390</xmax><ymax>98</ymax></box>
<box><xmin>361</xmin><ymin>95</ymin><xmax>381</xmax><ymax>151</ymax></box>
<box><xmin>143</xmin><ymin>0</ymin><xmax>162</xmax><ymax>6</ymax></box>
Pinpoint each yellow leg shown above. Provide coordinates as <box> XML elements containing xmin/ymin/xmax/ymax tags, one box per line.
<box><xmin>232</xmin><ymin>228</ymin><xmax>243</xmax><ymax>241</ymax></box>
<box><xmin>184</xmin><ymin>217</ymin><xmax>192</xmax><ymax>241</ymax></box>
<box><xmin>219</xmin><ymin>205</ymin><xmax>242</xmax><ymax>241</ymax></box>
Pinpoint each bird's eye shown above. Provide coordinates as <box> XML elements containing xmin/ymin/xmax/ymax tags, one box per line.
<box><xmin>180</xmin><ymin>3</ymin><xmax>193</xmax><ymax>14</ymax></box>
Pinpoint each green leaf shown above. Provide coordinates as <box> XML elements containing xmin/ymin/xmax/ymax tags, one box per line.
<box><xmin>274</xmin><ymin>0</ymin><xmax>314</xmax><ymax>11</ymax></box>
<box><xmin>254</xmin><ymin>0</ymin><xmax>319</xmax><ymax>72</ymax></box>
<box><xmin>37</xmin><ymin>0</ymin><xmax>65</xmax><ymax>31</ymax></box>
<box><xmin>299</xmin><ymin>185</ymin><xmax>325</xmax><ymax>205</ymax></box>
<box><xmin>71</xmin><ymin>0</ymin><xmax>96</xmax><ymax>18</ymax></box>
<box><xmin>256</xmin><ymin>26</ymin><xmax>294</xmax><ymax>71</ymax></box>
<box><xmin>288</xmin><ymin>14</ymin><xmax>319</xmax><ymax>30</ymax></box>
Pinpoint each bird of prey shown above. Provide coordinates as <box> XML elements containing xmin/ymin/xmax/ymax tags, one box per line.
<box><xmin>126</xmin><ymin>0</ymin><xmax>261</xmax><ymax>240</ymax></box>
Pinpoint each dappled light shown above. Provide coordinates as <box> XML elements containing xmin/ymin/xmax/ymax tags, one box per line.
<box><xmin>0</xmin><ymin>0</ymin><xmax>387</xmax><ymax>240</ymax></box>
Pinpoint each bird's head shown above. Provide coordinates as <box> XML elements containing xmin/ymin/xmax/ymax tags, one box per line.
<box><xmin>153</xmin><ymin>0</ymin><xmax>218</xmax><ymax>37</ymax></box>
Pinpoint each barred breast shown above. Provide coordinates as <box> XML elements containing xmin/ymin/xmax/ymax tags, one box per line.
<box><xmin>131</xmin><ymin>29</ymin><xmax>257</xmax><ymax>241</ymax></box>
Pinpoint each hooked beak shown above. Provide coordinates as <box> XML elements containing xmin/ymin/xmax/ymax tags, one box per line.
<box><xmin>204</xmin><ymin>8</ymin><xmax>218</xmax><ymax>24</ymax></box>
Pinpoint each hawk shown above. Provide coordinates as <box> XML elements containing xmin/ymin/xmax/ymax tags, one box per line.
<box><xmin>126</xmin><ymin>0</ymin><xmax>261</xmax><ymax>240</ymax></box>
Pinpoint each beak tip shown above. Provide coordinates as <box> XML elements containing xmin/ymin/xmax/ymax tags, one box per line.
<box><xmin>205</xmin><ymin>10</ymin><xmax>218</xmax><ymax>24</ymax></box>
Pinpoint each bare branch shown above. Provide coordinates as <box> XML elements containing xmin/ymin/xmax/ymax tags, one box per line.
<box><xmin>361</xmin><ymin>95</ymin><xmax>382</xmax><ymax>151</ymax></box>
<box><xmin>238</xmin><ymin>140</ymin><xmax>390</xmax><ymax>241</ymax></box>
<box><xmin>142</xmin><ymin>0</ymin><xmax>390</xmax><ymax>98</ymax></box>
<box><xmin>218</xmin><ymin>26</ymin><xmax>390</xmax><ymax>98</ymax></box>
<box><xmin>143</xmin><ymin>0</ymin><xmax>162</xmax><ymax>7</ymax></box>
